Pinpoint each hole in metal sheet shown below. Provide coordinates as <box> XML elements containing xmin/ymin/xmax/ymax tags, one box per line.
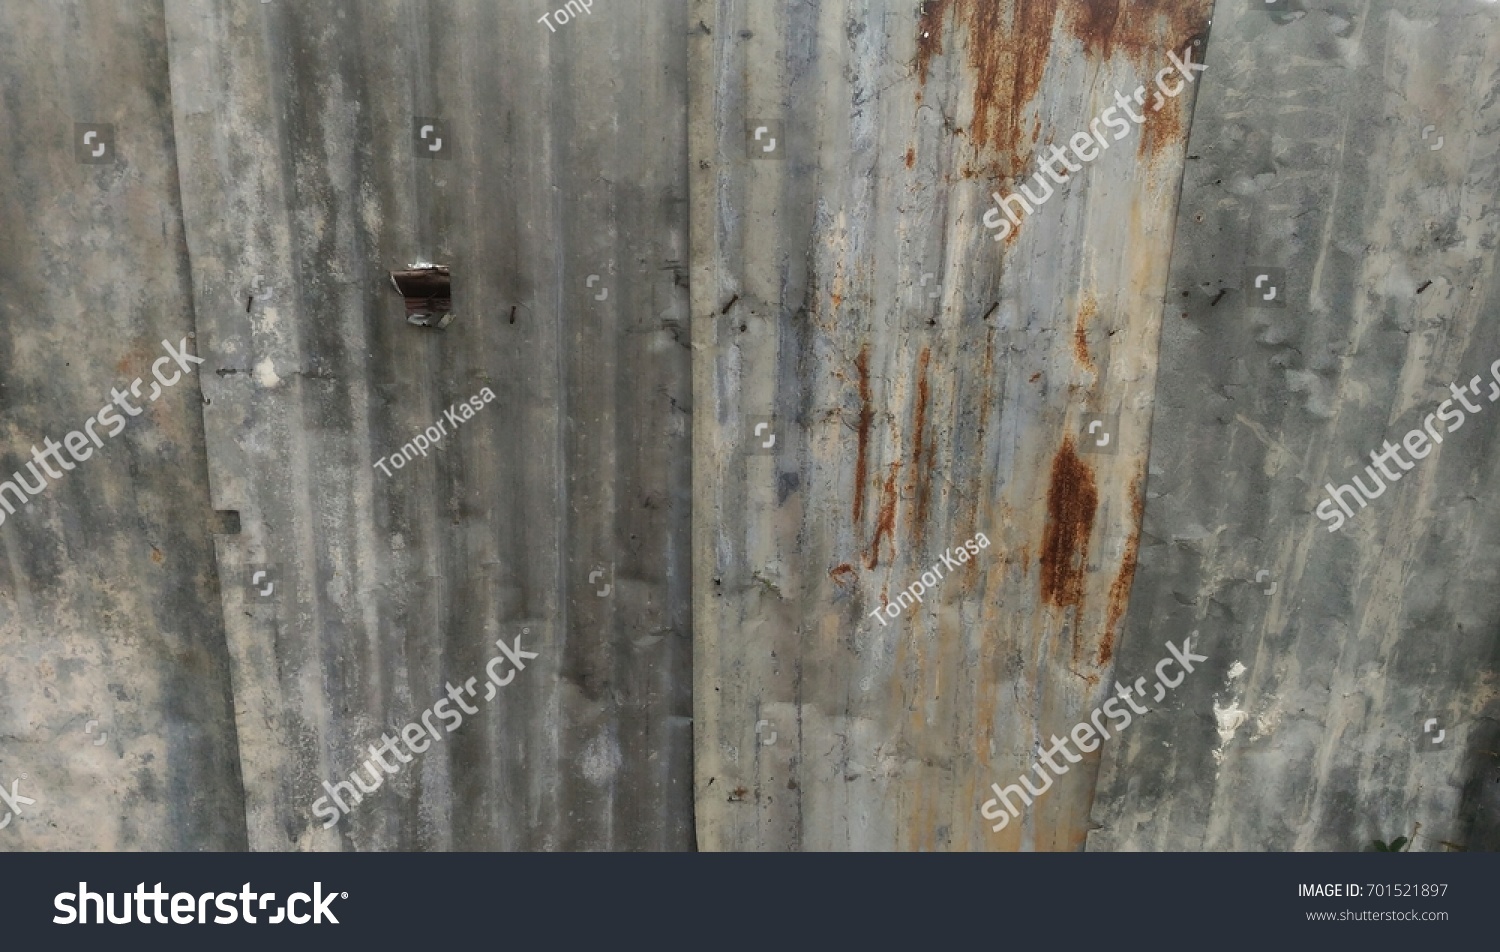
<box><xmin>389</xmin><ymin>263</ymin><xmax>453</xmax><ymax>329</ymax></box>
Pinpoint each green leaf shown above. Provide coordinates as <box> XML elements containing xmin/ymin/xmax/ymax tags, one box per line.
<box><xmin>1391</xmin><ymin>837</ymin><xmax>1408</xmax><ymax>852</ymax></box>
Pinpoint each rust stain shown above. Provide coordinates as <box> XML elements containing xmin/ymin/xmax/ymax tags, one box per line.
<box><xmin>914</xmin><ymin>0</ymin><xmax>949</xmax><ymax>85</ymax></box>
<box><xmin>909</xmin><ymin>348</ymin><xmax>933</xmax><ymax>546</ymax></box>
<box><xmin>914</xmin><ymin>0</ymin><xmax>1057</xmax><ymax>180</ymax></box>
<box><xmin>866</xmin><ymin>461</ymin><xmax>902</xmax><ymax>569</ymax></box>
<box><xmin>905</xmin><ymin>146</ymin><xmax>916</xmax><ymax>168</ymax></box>
<box><xmin>1058</xmin><ymin>1</ymin><xmax>1209</xmax><ymax>164</ymax></box>
<box><xmin>150</xmin><ymin>546</ymin><xmax>164</xmax><ymax>565</ymax></box>
<box><xmin>1063</xmin><ymin>0</ymin><xmax>1207</xmax><ymax>65</ymax></box>
<box><xmin>1029</xmin><ymin>371</ymin><xmax>1042</xmax><ymax>383</ymax></box>
<box><xmin>830</xmin><ymin>563</ymin><xmax>857</xmax><ymax>588</ymax></box>
<box><xmin>1040</xmin><ymin>439</ymin><xmax>1098</xmax><ymax>609</ymax></box>
<box><xmin>915</xmin><ymin>0</ymin><xmax>1210</xmax><ymax>178</ymax></box>
<box><xmin>1074</xmin><ymin>293</ymin><xmax>1097</xmax><ymax>373</ymax></box>
<box><xmin>854</xmin><ymin>345</ymin><xmax>873</xmax><ymax>523</ymax></box>
<box><xmin>1099</xmin><ymin>475</ymin><xmax>1145</xmax><ymax>666</ymax></box>
<box><xmin>1137</xmin><ymin>72</ymin><xmax>1188</xmax><ymax>163</ymax></box>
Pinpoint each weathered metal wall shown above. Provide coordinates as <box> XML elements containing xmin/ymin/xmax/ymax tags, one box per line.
<box><xmin>692</xmin><ymin>0</ymin><xmax>1211</xmax><ymax>850</ymax></box>
<box><xmin>0</xmin><ymin>0</ymin><xmax>693</xmax><ymax>852</ymax></box>
<box><xmin>5</xmin><ymin>0</ymin><xmax>1497</xmax><ymax>854</ymax></box>
<box><xmin>164</xmin><ymin>0</ymin><xmax>694</xmax><ymax>850</ymax></box>
<box><xmin>1088</xmin><ymin>0</ymin><xmax>1500</xmax><ymax>853</ymax></box>
<box><xmin>0</xmin><ymin>0</ymin><xmax>247</xmax><ymax>850</ymax></box>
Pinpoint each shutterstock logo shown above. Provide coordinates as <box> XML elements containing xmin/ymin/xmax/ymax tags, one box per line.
<box><xmin>53</xmin><ymin>882</ymin><xmax>345</xmax><ymax>925</ymax></box>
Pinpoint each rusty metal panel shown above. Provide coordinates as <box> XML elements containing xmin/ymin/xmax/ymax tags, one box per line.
<box><xmin>0</xmin><ymin>0</ymin><xmax>246</xmax><ymax>850</ymax></box>
<box><xmin>164</xmin><ymin>0</ymin><xmax>693</xmax><ymax>850</ymax></box>
<box><xmin>1088</xmin><ymin>0</ymin><xmax>1500</xmax><ymax>852</ymax></box>
<box><xmin>692</xmin><ymin>0</ymin><xmax>1210</xmax><ymax>850</ymax></box>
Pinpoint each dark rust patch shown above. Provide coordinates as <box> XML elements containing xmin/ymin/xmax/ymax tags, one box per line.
<box><xmin>1064</xmin><ymin>0</ymin><xmax>1124</xmax><ymax>56</ymax></box>
<box><xmin>1099</xmin><ymin>475</ymin><xmax>1145</xmax><ymax>665</ymax></box>
<box><xmin>910</xmin><ymin>348</ymin><xmax>933</xmax><ymax>546</ymax></box>
<box><xmin>905</xmin><ymin>146</ymin><xmax>917</xmax><ymax>168</ymax></box>
<box><xmin>1040</xmin><ymin>439</ymin><xmax>1098</xmax><ymax>609</ymax></box>
<box><xmin>854</xmin><ymin>345</ymin><xmax>873</xmax><ymax>523</ymax></box>
<box><xmin>1063</xmin><ymin>0</ymin><xmax>1207</xmax><ymax>65</ymax></box>
<box><xmin>830</xmin><ymin>563</ymin><xmax>857</xmax><ymax>588</ymax></box>
<box><xmin>914</xmin><ymin>0</ymin><xmax>951</xmax><ymax>85</ymax></box>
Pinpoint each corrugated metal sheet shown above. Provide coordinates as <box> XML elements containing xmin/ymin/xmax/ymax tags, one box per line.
<box><xmin>1088</xmin><ymin>0</ymin><xmax>1500</xmax><ymax>852</ymax></box>
<box><xmin>0</xmin><ymin>0</ymin><xmax>694</xmax><ymax>852</ymax></box>
<box><xmin>3</xmin><ymin>0</ymin><xmax>1497</xmax><ymax>854</ymax></box>
<box><xmin>0</xmin><ymin>0</ymin><xmax>246</xmax><ymax>850</ymax></box>
<box><xmin>163</xmin><ymin>0</ymin><xmax>695</xmax><ymax>850</ymax></box>
<box><xmin>692</xmin><ymin>0</ymin><xmax>1212</xmax><ymax>850</ymax></box>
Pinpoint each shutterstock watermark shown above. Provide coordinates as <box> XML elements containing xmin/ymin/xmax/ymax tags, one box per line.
<box><xmin>312</xmin><ymin>629</ymin><xmax>539</xmax><ymax>828</ymax></box>
<box><xmin>982</xmin><ymin>41</ymin><xmax>1207</xmax><ymax>241</ymax></box>
<box><xmin>980</xmin><ymin>634</ymin><xmax>1207</xmax><ymax>832</ymax></box>
<box><xmin>0</xmin><ymin>775</ymin><xmax>36</xmax><ymax>829</ymax></box>
<box><xmin>373</xmin><ymin>386</ymin><xmax>495</xmax><ymax>477</ymax></box>
<box><xmin>868</xmin><ymin>531</ymin><xmax>990</xmax><ymax>627</ymax></box>
<box><xmin>0</xmin><ymin>338</ymin><xmax>203</xmax><ymax>530</ymax></box>
<box><xmin>54</xmin><ymin>882</ymin><xmax>344</xmax><ymax>925</ymax></box>
<box><xmin>1316</xmin><ymin>359</ymin><xmax>1500</xmax><ymax>532</ymax></box>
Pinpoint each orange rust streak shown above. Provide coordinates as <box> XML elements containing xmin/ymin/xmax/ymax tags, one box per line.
<box><xmin>854</xmin><ymin>346</ymin><xmax>873</xmax><ymax>523</ymax></box>
<box><xmin>830</xmin><ymin>563</ymin><xmax>857</xmax><ymax>589</ymax></box>
<box><xmin>1074</xmin><ymin>293</ymin><xmax>1097</xmax><ymax>374</ymax></box>
<box><xmin>1099</xmin><ymin>475</ymin><xmax>1145</xmax><ymax>666</ymax></box>
<box><xmin>910</xmin><ymin>348</ymin><xmax>933</xmax><ymax>547</ymax></box>
<box><xmin>866</xmin><ymin>462</ymin><xmax>902</xmax><ymax>570</ymax></box>
<box><xmin>1040</xmin><ymin>439</ymin><xmax>1098</xmax><ymax>610</ymax></box>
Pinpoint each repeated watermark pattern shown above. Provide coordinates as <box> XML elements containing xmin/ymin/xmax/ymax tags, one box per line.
<box><xmin>373</xmin><ymin>387</ymin><xmax>496</xmax><ymax>477</ymax></box>
<box><xmin>983</xmin><ymin>42</ymin><xmax>1207</xmax><ymax>242</ymax></box>
<box><xmin>980</xmin><ymin>635</ymin><xmax>1207</xmax><ymax>832</ymax></box>
<box><xmin>0</xmin><ymin>338</ymin><xmax>203</xmax><ymax>530</ymax></box>
<box><xmin>312</xmin><ymin>630</ymin><xmax>539</xmax><ymax>828</ymax></box>
<box><xmin>1316</xmin><ymin>359</ymin><xmax>1500</xmax><ymax>532</ymax></box>
<box><xmin>868</xmin><ymin>531</ymin><xmax>990</xmax><ymax>627</ymax></box>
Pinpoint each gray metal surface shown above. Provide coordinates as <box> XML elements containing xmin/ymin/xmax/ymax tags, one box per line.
<box><xmin>0</xmin><ymin>0</ymin><xmax>693</xmax><ymax>852</ymax></box>
<box><xmin>1088</xmin><ymin>0</ymin><xmax>1500</xmax><ymax>852</ymax></box>
<box><xmin>0</xmin><ymin>0</ymin><xmax>246</xmax><ymax>850</ymax></box>
<box><xmin>163</xmin><ymin>0</ymin><xmax>694</xmax><ymax>850</ymax></box>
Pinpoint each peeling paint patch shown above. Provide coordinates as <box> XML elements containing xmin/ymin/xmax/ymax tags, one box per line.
<box><xmin>254</xmin><ymin>359</ymin><xmax>282</xmax><ymax>388</ymax></box>
<box><xmin>1213</xmin><ymin>699</ymin><xmax>1248</xmax><ymax>764</ymax></box>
